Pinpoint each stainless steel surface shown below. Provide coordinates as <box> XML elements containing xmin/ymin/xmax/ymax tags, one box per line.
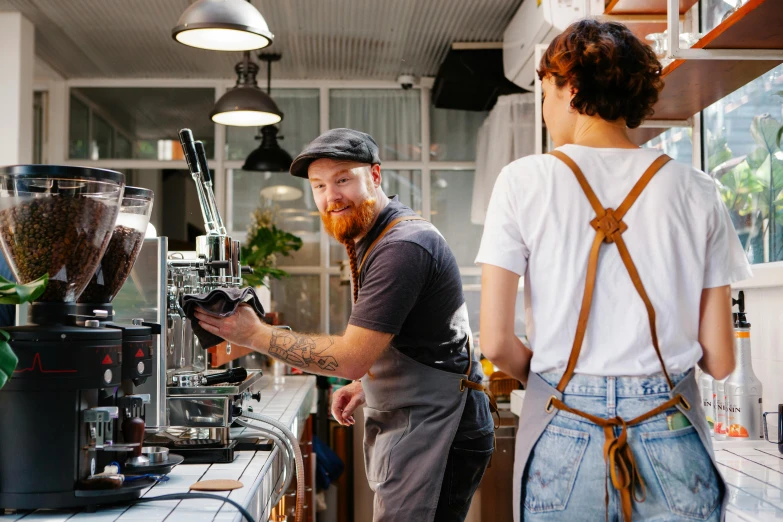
<box><xmin>125</xmin><ymin>455</ymin><xmax>149</xmax><ymax>467</ymax></box>
<box><xmin>115</xmin><ymin>237</ymin><xmax>169</xmax><ymax>431</ymax></box>
<box><xmin>141</xmin><ymin>446</ymin><xmax>169</xmax><ymax>463</ymax></box>
<box><xmin>84</xmin><ymin>320</ymin><xmax>100</xmax><ymax>328</ymax></box>
<box><xmin>168</xmin><ymin>396</ymin><xmax>230</xmax><ymax>428</ymax></box>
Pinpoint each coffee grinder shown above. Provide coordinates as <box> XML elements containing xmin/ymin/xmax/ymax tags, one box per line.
<box><xmin>0</xmin><ymin>165</ymin><xmax>154</xmax><ymax>510</ymax></box>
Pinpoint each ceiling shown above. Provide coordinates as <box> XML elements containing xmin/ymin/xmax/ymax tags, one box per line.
<box><xmin>0</xmin><ymin>0</ymin><xmax>523</xmax><ymax>81</ymax></box>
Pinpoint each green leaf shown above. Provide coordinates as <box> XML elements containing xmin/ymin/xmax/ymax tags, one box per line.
<box><xmin>0</xmin><ymin>335</ymin><xmax>17</xmax><ymax>389</ymax></box>
<box><xmin>0</xmin><ymin>273</ymin><xmax>49</xmax><ymax>305</ymax></box>
<box><xmin>777</xmin><ymin>126</ymin><xmax>783</xmax><ymax>150</ymax></box>
<box><xmin>750</xmin><ymin>114</ymin><xmax>782</xmax><ymax>153</ymax></box>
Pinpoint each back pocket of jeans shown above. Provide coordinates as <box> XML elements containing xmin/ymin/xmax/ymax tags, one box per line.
<box><xmin>524</xmin><ymin>424</ymin><xmax>590</xmax><ymax>513</ymax></box>
<box><xmin>641</xmin><ymin>426</ymin><xmax>720</xmax><ymax>520</ymax></box>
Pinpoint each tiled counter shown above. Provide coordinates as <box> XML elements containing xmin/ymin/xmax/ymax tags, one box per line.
<box><xmin>1</xmin><ymin>375</ymin><xmax>316</xmax><ymax>522</ymax></box>
<box><xmin>510</xmin><ymin>390</ymin><xmax>783</xmax><ymax>521</ymax></box>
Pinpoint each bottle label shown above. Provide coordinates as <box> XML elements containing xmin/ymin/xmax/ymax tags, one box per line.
<box><xmin>715</xmin><ymin>395</ymin><xmax>727</xmax><ymax>435</ymax></box>
<box><xmin>727</xmin><ymin>395</ymin><xmax>763</xmax><ymax>439</ymax></box>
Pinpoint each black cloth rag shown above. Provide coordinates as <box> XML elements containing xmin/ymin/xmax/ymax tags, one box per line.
<box><xmin>182</xmin><ymin>287</ymin><xmax>266</xmax><ymax>349</ymax></box>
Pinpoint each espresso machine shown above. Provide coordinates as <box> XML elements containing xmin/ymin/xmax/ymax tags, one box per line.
<box><xmin>112</xmin><ymin>129</ymin><xmax>264</xmax><ymax>463</ymax></box>
<box><xmin>0</xmin><ymin>165</ymin><xmax>162</xmax><ymax>510</ymax></box>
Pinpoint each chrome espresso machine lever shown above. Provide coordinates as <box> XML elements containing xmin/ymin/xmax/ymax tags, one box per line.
<box><xmin>111</xmin><ymin>129</ymin><xmax>262</xmax><ymax>464</ymax></box>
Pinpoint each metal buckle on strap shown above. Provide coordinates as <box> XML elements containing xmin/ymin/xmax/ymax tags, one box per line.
<box><xmin>459</xmin><ymin>379</ymin><xmax>466</xmax><ymax>392</ymax></box>
<box><xmin>545</xmin><ymin>395</ymin><xmax>557</xmax><ymax>414</ymax></box>
<box><xmin>679</xmin><ymin>395</ymin><xmax>691</xmax><ymax>411</ymax></box>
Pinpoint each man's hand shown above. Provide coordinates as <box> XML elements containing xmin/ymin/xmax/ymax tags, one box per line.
<box><xmin>194</xmin><ymin>304</ymin><xmax>268</xmax><ymax>350</ymax></box>
<box><xmin>331</xmin><ymin>381</ymin><xmax>365</xmax><ymax>426</ymax></box>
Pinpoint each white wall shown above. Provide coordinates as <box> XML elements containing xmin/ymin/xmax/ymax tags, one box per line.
<box><xmin>0</xmin><ymin>12</ymin><xmax>34</xmax><ymax>165</ymax></box>
<box><xmin>733</xmin><ymin>287</ymin><xmax>783</xmax><ymax>414</ymax></box>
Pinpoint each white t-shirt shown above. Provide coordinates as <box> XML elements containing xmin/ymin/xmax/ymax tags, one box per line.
<box><xmin>475</xmin><ymin>144</ymin><xmax>753</xmax><ymax>376</ymax></box>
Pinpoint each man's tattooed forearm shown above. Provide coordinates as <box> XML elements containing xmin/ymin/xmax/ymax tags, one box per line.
<box><xmin>268</xmin><ymin>330</ymin><xmax>338</xmax><ymax>372</ymax></box>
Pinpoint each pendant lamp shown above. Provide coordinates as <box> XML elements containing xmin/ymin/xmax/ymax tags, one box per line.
<box><xmin>243</xmin><ymin>126</ymin><xmax>293</xmax><ymax>172</ymax></box>
<box><xmin>242</xmin><ymin>54</ymin><xmax>293</xmax><ymax>172</ymax></box>
<box><xmin>210</xmin><ymin>52</ymin><xmax>283</xmax><ymax>127</ymax></box>
<box><xmin>172</xmin><ymin>0</ymin><xmax>274</xmax><ymax>52</ymax></box>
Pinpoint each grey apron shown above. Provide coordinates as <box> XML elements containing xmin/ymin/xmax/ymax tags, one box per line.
<box><xmin>511</xmin><ymin>151</ymin><xmax>728</xmax><ymax>522</ymax></box>
<box><xmin>354</xmin><ymin>216</ymin><xmax>495</xmax><ymax>522</ymax></box>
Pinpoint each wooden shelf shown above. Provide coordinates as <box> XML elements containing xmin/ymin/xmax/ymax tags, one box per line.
<box><xmin>605</xmin><ymin>0</ymin><xmax>698</xmax><ymax>15</ymax></box>
<box><xmin>628</xmin><ymin>0</ymin><xmax>783</xmax><ymax>144</ymax></box>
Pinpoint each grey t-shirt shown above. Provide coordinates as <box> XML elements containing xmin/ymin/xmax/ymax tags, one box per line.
<box><xmin>349</xmin><ymin>197</ymin><xmax>493</xmax><ymax>440</ymax></box>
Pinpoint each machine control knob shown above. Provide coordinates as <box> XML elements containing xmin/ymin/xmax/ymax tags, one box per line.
<box><xmin>132</xmin><ymin>318</ymin><xmax>144</xmax><ymax>325</ymax></box>
<box><xmin>251</xmin><ymin>392</ymin><xmax>261</xmax><ymax>402</ymax></box>
<box><xmin>85</xmin><ymin>320</ymin><xmax>101</xmax><ymax>328</ymax></box>
<box><xmin>232</xmin><ymin>404</ymin><xmax>243</xmax><ymax>417</ymax></box>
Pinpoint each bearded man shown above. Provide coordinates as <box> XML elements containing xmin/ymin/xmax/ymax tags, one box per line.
<box><xmin>194</xmin><ymin>128</ymin><xmax>494</xmax><ymax>522</ymax></box>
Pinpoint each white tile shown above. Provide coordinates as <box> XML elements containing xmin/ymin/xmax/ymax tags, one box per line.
<box><xmin>200</xmin><ymin>470</ymin><xmax>243</xmax><ymax>481</ymax></box>
<box><xmin>116</xmin><ymin>505</ymin><xmax>173</xmax><ymax>522</ymax></box>
<box><xmin>174</xmin><ymin>499</ymin><xmax>223</xmax><ymax>512</ymax></box>
<box><xmin>168</xmin><ymin>464</ymin><xmax>210</xmax><ymax>476</ymax></box>
<box><xmin>206</xmin><ymin>462</ymin><xmax>248</xmax><ymax>472</ymax></box>
<box><xmin>21</xmin><ymin>511</ymin><xmax>74</xmax><ymax>522</ymax></box>
<box><xmin>0</xmin><ymin>513</ymin><xmax>29</xmax><ymax>522</ymax></box>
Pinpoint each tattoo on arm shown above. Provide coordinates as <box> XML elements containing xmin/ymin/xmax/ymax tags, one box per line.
<box><xmin>268</xmin><ymin>330</ymin><xmax>338</xmax><ymax>372</ymax></box>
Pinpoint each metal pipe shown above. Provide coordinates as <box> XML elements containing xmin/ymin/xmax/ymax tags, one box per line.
<box><xmin>178</xmin><ymin>128</ymin><xmax>220</xmax><ymax>235</ymax></box>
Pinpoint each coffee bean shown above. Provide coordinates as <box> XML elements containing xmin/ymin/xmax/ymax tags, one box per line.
<box><xmin>79</xmin><ymin>225</ymin><xmax>145</xmax><ymax>304</ymax></box>
<box><xmin>0</xmin><ymin>197</ymin><xmax>116</xmax><ymax>302</ymax></box>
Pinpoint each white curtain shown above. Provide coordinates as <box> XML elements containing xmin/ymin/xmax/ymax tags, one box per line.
<box><xmin>471</xmin><ymin>93</ymin><xmax>536</xmax><ymax>225</ymax></box>
<box><xmin>329</xmin><ymin>89</ymin><xmax>421</xmax><ymax>161</ymax></box>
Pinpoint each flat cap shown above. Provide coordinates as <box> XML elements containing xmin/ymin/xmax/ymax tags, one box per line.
<box><xmin>290</xmin><ymin>128</ymin><xmax>381</xmax><ymax>178</ymax></box>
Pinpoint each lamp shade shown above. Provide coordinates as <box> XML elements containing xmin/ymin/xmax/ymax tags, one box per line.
<box><xmin>211</xmin><ymin>58</ymin><xmax>283</xmax><ymax>127</ymax></box>
<box><xmin>243</xmin><ymin>126</ymin><xmax>293</xmax><ymax>172</ymax></box>
<box><xmin>172</xmin><ymin>0</ymin><xmax>274</xmax><ymax>51</ymax></box>
<box><xmin>211</xmin><ymin>87</ymin><xmax>283</xmax><ymax>126</ymax></box>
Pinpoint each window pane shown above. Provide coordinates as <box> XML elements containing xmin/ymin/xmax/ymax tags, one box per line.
<box><xmin>704</xmin><ymin>64</ymin><xmax>783</xmax><ymax>264</ymax></box>
<box><xmin>116</xmin><ymin>134</ymin><xmax>132</xmax><ymax>158</ymax></box>
<box><xmin>69</xmin><ymin>95</ymin><xmax>89</xmax><ymax>159</ymax></box>
<box><xmin>91</xmin><ymin>114</ymin><xmax>113</xmax><ymax>160</ymax></box>
<box><xmin>701</xmin><ymin>0</ymin><xmax>739</xmax><ymax>34</ymax></box>
<box><xmin>330</xmin><ymin>275</ymin><xmax>352</xmax><ymax>335</ymax></box>
<box><xmin>69</xmin><ymin>88</ymin><xmax>215</xmax><ymax>159</ymax></box>
<box><xmin>230</xmin><ymin>169</ymin><xmax>320</xmax><ymax>266</ymax></box>
<box><xmin>430</xmin><ymin>107</ymin><xmax>487</xmax><ymax>162</ymax></box>
<box><xmin>643</xmin><ymin>127</ymin><xmax>693</xmax><ymax>165</ymax></box>
<box><xmin>431</xmin><ymin>170</ymin><xmax>484</xmax><ymax>266</ymax></box>
<box><xmin>226</xmin><ymin>89</ymin><xmax>320</xmax><ymax>161</ymax></box>
<box><xmin>270</xmin><ymin>275</ymin><xmax>321</xmax><ymax>332</ymax></box>
<box><xmin>33</xmin><ymin>91</ymin><xmax>46</xmax><ymax>164</ymax></box>
<box><xmin>330</xmin><ymin>89</ymin><xmax>421</xmax><ymax>161</ymax></box>
<box><xmin>462</xmin><ymin>275</ymin><xmax>526</xmax><ymax>342</ymax></box>
<box><xmin>330</xmin><ymin>170</ymin><xmax>422</xmax><ymax>263</ymax></box>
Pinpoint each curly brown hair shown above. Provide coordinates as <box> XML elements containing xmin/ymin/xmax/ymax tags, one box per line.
<box><xmin>537</xmin><ymin>19</ymin><xmax>664</xmax><ymax>129</ymax></box>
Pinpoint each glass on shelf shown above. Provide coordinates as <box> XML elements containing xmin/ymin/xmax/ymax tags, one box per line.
<box><xmin>645</xmin><ymin>32</ymin><xmax>673</xmax><ymax>68</ymax></box>
<box><xmin>721</xmin><ymin>0</ymin><xmax>745</xmax><ymax>23</ymax></box>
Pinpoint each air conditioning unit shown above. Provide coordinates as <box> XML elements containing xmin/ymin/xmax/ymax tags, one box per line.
<box><xmin>503</xmin><ymin>0</ymin><xmax>602</xmax><ymax>90</ymax></box>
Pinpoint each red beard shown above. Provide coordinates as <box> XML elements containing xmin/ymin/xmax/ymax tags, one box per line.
<box><xmin>321</xmin><ymin>196</ymin><xmax>377</xmax><ymax>243</ymax></box>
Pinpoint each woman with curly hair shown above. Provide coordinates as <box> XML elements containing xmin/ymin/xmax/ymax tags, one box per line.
<box><xmin>477</xmin><ymin>19</ymin><xmax>751</xmax><ymax>521</ymax></box>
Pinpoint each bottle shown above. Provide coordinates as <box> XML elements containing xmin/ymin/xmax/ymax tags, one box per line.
<box><xmin>714</xmin><ymin>312</ymin><xmax>737</xmax><ymax>439</ymax></box>
<box><xmin>714</xmin><ymin>375</ymin><xmax>729</xmax><ymax>439</ymax></box>
<box><xmin>699</xmin><ymin>370</ymin><xmax>715</xmax><ymax>431</ymax></box>
<box><xmin>726</xmin><ymin>291</ymin><xmax>763</xmax><ymax>439</ymax></box>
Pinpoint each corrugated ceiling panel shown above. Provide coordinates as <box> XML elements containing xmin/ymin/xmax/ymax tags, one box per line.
<box><xmin>0</xmin><ymin>0</ymin><xmax>523</xmax><ymax>80</ymax></box>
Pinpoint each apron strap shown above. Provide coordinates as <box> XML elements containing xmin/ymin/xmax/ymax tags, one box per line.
<box><xmin>547</xmin><ymin>151</ymin><xmax>673</xmax><ymax>393</ymax></box>
<box><xmin>358</xmin><ymin>215</ymin><xmax>426</xmax><ymax>275</ymax></box>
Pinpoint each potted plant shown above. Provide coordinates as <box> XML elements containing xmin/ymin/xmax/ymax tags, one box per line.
<box><xmin>0</xmin><ymin>273</ymin><xmax>49</xmax><ymax>390</ymax></box>
<box><xmin>240</xmin><ymin>206</ymin><xmax>303</xmax><ymax>288</ymax></box>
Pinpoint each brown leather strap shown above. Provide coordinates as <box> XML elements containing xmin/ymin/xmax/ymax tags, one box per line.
<box><xmin>545</xmin><ymin>150</ymin><xmax>677</xmax><ymax>522</ymax></box>
<box><xmin>547</xmin><ymin>394</ymin><xmax>689</xmax><ymax>522</ymax></box>
<box><xmin>358</xmin><ymin>216</ymin><xmax>426</xmax><ymax>274</ymax></box>
<box><xmin>549</xmin><ymin>151</ymin><xmax>673</xmax><ymax>392</ymax></box>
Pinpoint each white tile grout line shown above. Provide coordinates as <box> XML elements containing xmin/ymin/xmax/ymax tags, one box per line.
<box><xmin>723</xmin><ymin>450</ymin><xmax>783</xmax><ymax>479</ymax></box>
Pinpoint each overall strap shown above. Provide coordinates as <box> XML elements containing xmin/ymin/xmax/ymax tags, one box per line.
<box><xmin>358</xmin><ymin>215</ymin><xmax>426</xmax><ymax>274</ymax></box>
<box><xmin>547</xmin><ymin>151</ymin><xmax>673</xmax><ymax>393</ymax></box>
